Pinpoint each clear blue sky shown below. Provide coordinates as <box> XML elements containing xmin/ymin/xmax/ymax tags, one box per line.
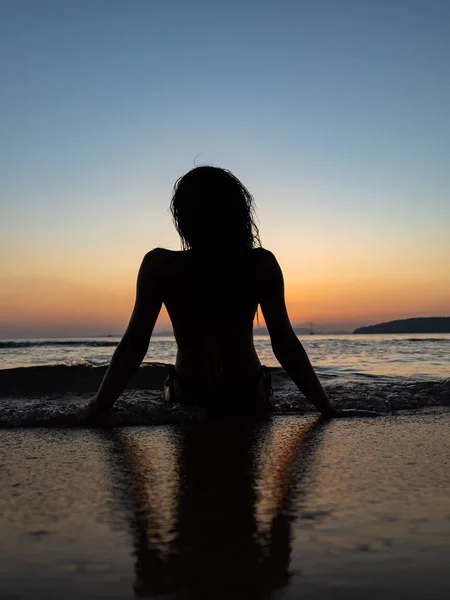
<box><xmin>1</xmin><ymin>0</ymin><xmax>449</xmax><ymax>337</ymax></box>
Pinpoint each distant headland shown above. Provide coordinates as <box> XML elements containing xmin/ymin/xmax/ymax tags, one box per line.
<box><xmin>354</xmin><ymin>317</ymin><xmax>450</xmax><ymax>334</ymax></box>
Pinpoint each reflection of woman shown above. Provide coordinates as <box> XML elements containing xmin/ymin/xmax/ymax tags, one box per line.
<box><xmin>87</xmin><ymin>166</ymin><xmax>370</xmax><ymax>418</ymax></box>
<box><xmin>104</xmin><ymin>418</ymin><xmax>327</xmax><ymax>598</ymax></box>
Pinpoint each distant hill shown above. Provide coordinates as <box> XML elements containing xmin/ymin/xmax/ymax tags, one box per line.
<box><xmin>354</xmin><ymin>317</ymin><xmax>450</xmax><ymax>334</ymax></box>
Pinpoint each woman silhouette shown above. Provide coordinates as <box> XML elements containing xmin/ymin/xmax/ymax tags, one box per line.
<box><xmin>87</xmin><ymin>166</ymin><xmax>362</xmax><ymax>418</ymax></box>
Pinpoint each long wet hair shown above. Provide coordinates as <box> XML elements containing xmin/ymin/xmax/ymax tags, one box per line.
<box><xmin>170</xmin><ymin>166</ymin><xmax>261</xmax><ymax>252</ymax></box>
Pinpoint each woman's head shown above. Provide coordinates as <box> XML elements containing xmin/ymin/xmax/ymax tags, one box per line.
<box><xmin>170</xmin><ymin>166</ymin><xmax>261</xmax><ymax>251</ymax></box>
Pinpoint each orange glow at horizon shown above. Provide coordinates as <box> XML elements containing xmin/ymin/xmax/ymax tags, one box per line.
<box><xmin>2</xmin><ymin>220</ymin><xmax>449</xmax><ymax>336</ymax></box>
<box><xmin>1</xmin><ymin>265</ymin><xmax>449</xmax><ymax>337</ymax></box>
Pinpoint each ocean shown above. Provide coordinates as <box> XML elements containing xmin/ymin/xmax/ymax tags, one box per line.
<box><xmin>0</xmin><ymin>333</ymin><xmax>449</xmax><ymax>427</ymax></box>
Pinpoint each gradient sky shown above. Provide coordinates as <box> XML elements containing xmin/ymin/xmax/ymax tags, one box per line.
<box><xmin>1</xmin><ymin>0</ymin><xmax>449</xmax><ymax>337</ymax></box>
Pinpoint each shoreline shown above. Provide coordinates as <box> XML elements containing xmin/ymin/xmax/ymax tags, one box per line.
<box><xmin>1</xmin><ymin>410</ymin><xmax>450</xmax><ymax>598</ymax></box>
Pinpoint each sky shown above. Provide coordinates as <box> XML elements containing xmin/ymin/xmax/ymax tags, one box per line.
<box><xmin>1</xmin><ymin>0</ymin><xmax>449</xmax><ymax>337</ymax></box>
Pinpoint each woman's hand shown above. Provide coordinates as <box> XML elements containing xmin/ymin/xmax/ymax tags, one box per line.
<box><xmin>77</xmin><ymin>400</ymin><xmax>107</xmax><ymax>426</ymax></box>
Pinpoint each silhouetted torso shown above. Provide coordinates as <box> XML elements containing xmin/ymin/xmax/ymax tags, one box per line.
<box><xmin>156</xmin><ymin>248</ymin><xmax>266</xmax><ymax>382</ymax></box>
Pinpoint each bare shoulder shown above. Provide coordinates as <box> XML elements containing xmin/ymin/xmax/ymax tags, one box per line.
<box><xmin>141</xmin><ymin>247</ymin><xmax>166</xmax><ymax>267</ymax></box>
<box><xmin>252</xmin><ymin>247</ymin><xmax>281</xmax><ymax>275</ymax></box>
<box><xmin>252</xmin><ymin>247</ymin><xmax>276</xmax><ymax>260</ymax></box>
<box><xmin>140</xmin><ymin>247</ymin><xmax>190</xmax><ymax>278</ymax></box>
<box><xmin>138</xmin><ymin>248</ymin><xmax>177</xmax><ymax>281</ymax></box>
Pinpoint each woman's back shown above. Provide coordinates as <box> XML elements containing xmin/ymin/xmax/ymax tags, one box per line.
<box><xmin>158</xmin><ymin>247</ymin><xmax>266</xmax><ymax>381</ymax></box>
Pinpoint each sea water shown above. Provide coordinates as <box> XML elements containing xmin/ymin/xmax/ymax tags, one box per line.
<box><xmin>1</xmin><ymin>333</ymin><xmax>449</xmax><ymax>378</ymax></box>
<box><xmin>0</xmin><ymin>334</ymin><xmax>449</xmax><ymax>427</ymax></box>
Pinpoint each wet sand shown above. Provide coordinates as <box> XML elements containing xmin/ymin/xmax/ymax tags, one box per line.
<box><xmin>1</xmin><ymin>409</ymin><xmax>450</xmax><ymax>599</ymax></box>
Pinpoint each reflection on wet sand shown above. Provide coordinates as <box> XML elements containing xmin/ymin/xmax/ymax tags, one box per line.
<box><xmin>103</xmin><ymin>417</ymin><xmax>327</xmax><ymax>599</ymax></box>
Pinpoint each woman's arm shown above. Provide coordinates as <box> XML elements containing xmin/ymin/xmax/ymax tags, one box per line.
<box><xmin>259</xmin><ymin>250</ymin><xmax>336</xmax><ymax>417</ymax></box>
<box><xmin>87</xmin><ymin>250</ymin><xmax>163</xmax><ymax>418</ymax></box>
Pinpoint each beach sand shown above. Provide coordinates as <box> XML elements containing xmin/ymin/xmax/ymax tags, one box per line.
<box><xmin>1</xmin><ymin>409</ymin><xmax>450</xmax><ymax>599</ymax></box>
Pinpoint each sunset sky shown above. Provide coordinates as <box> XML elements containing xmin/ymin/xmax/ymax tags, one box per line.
<box><xmin>1</xmin><ymin>0</ymin><xmax>449</xmax><ymax>338</ymax></box>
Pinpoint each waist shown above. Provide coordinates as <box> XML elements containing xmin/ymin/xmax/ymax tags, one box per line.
<box><xmin>164</xmin><ymin>365</ymin><xmax>274</xmax><ymax>413</ymax></box>
<box><xmin>174</xmin><ymin>367</ymin><xmax>264</xmax><ymax>394</ymax></box>
<box><xmin>174</xmin><ymin>344</ymin><xmax>261</xmax><ymax>378</ymax></box>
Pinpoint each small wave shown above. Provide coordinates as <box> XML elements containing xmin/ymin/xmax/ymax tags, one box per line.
<box><xmin>0</xmin><ymin>340</ymin><xmax>120</xmax><ymax>349</ymax></box>
<box><xmin>0</xmin><ymin>363</ymin><xmax>170</xmax><ymax>397</ymax></box>
<box><xmin>398</xmin><ymin>337</ymin><xmax>450</xmax><ymax>343</ymax></box>
<box><xmin>0</xmin><ymin>364</ymin><xmax>448</xmax><ymax>428</ymax></box>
